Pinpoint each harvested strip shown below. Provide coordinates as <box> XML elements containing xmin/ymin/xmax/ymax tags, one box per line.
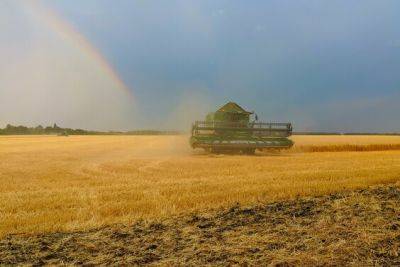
<box><xmin>1</xmin><ymin>185</ymin><xmax>399</xmax><ymax>266</ymax></box>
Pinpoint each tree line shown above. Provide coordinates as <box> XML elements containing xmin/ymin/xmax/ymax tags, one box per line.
<box><xmin>0</xmin><ymin>124</ymin><xmax>181</xmax><ymax>136</ymax></box>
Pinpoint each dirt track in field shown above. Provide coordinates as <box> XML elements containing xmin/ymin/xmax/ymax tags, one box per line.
<box><xmin>1</xmin><ymin>184</ymin><xmax>399</xmax><ymax>266</ymax></box>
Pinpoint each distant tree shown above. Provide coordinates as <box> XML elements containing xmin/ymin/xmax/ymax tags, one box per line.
<box><xmin>44</xmin><ymin>126</ymin><xmax>53</xmax><ymax>134</ymax></box>
<box><xmin>34</xmin><ymin>125</ymin><xmax>44</xmax><ymax>134</ymax></box>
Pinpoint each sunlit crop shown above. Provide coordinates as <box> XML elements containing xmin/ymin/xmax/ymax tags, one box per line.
<box><xmin>1</xmin><ymin>135</ymin><xmax>400</xmax><ymax>237</ymax></box>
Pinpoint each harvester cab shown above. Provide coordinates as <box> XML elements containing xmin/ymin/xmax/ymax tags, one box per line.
<box><xmin>190</xmin><ymin>102</ymin><xmax>294</xmax><ymax>154</ymax></box>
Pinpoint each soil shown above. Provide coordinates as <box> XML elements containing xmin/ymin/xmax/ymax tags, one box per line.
<box><xmin>1</xmin><ymin>185</ymin><xmax>399</xmax><ymax>266</ymax></box>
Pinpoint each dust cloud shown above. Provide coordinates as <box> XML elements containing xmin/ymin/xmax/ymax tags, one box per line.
<box><xmin>163</xmin><ymin>90</ymin><xmax>214</xmax><ymax>132</ymax></box>
<box><xmin>156</xmin><ymin>90</ymin><xmax>213</xmax><ymax>155</ymax></box>
<box><xmin>0</xmin><ymin>1</ymin><xmax>136</xmax><ymax>131</ymax></box>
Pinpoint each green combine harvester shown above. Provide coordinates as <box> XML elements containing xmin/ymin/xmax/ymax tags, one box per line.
<box><xmin>190</xmin><ymin>102</ymin><xmax>294</xmax><ymax>154</ymax></box>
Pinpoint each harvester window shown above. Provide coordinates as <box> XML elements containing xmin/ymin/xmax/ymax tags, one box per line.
<box><xmin>231</xmin><ymin>113</ymin><xmax>240</xmax><ymax>122</ymax></box>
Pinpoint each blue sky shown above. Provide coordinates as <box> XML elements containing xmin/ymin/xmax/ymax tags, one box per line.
<box><xmin>3</xmin><ymin>1</ymin><xmax>400</xmax><ymax>131</ymax></box>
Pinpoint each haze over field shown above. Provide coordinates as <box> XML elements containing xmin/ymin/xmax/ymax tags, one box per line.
<box><xmin>1</xmin><ymin>0</ymin><xmax>400</xmax><ymax>132</ymax></box>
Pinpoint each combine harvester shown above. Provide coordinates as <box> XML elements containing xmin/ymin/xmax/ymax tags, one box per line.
<box><xmin>190</xmin><ymin>102</ymin><xmax>294</xmax><ymax>154</ymax></box>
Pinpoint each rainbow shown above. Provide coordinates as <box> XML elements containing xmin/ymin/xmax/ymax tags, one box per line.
<box><xmin>24</xmin><ymin>0</ymin><xmax>134</xmax><ymax>99</ymax></box>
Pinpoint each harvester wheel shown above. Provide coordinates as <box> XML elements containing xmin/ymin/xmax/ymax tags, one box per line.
<box><xmin>210</xmin><ymin>148</ymin><xmax>221</xmax><ymax>154</ymax></box>
<box><xmin>243</xmin><ymin>148</ymin><xmax>256</xmax><ymax>155</ymax></box>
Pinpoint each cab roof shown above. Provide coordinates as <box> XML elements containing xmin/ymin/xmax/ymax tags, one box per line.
<box><xmin>216</xmin><ymin>102</ymin><xmax>253</xmax><ymax>114</ymax></box>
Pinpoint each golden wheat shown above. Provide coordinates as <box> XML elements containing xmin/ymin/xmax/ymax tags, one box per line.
<box><xmin>292</xmin><ymin>135</ymin><xmax>400</xmax><ymax>152</ymax></box>
<box><xmin>0</xmin><ymin>135</ymin><xmax>400</xmax><ymax>237</ymax></box>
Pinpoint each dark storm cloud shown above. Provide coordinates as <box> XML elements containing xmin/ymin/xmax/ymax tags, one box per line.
<box><xmin>17</xmin><ymin>0</ymin><xmax>400</xmax><ymax>131</ymax></box>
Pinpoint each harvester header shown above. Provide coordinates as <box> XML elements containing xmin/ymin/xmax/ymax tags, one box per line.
<box><xmin>190</xmin><ymin>102</ymin><xmax>294</xmax><ymax>154</ymax></box>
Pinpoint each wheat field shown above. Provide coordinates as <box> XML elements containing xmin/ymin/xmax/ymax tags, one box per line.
<box><xmin>1</xmin><ymin>135</ymin><xmax>400</xmax><ymax>237</ymax></box>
